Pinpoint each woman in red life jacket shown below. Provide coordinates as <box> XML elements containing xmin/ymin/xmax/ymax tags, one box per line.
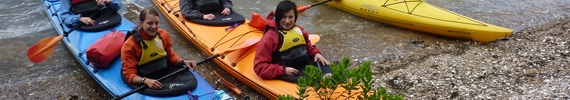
<box><xmin>254</xmin><ymin>0</ymin><xmax>332</xmax><ymax>83</ymax></box>
<box><xmin>59</xmin><ymin>0</ymin><xmax>121</xmax><ymax>27</ymax></box>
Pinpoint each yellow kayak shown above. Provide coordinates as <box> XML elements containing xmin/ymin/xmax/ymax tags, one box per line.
<box><xmin>317</xmin><ymin>0</ymin><xmax>513</xmax><ymax>43</ymax></box>
<box><xmin>152</xmin><ymin>0</ymin><xmax>364</xmax><ymax>99</ymax></box>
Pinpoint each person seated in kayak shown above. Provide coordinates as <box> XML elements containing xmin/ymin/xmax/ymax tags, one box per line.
<box><xmin>180</xmin><ymin>0</ymin><xmax>233</xmax><ymax>20</ymax></box>
<box><xmin>59</xmin><ymin>0</ymin><xmax>121</xmax><ymax>27</ymax></box>
<box><xmin>254</xmin><ymin>0</ymin><xmax>332</xmax><ymax>83</ymax></box>
<box><xmin>121</xmin><ymin>7</ymin><xmax>198</xmax><ymax>90</ymax></box>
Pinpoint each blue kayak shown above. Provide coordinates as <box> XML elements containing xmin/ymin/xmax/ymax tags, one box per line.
<box><xmin>42</xmin><ymin>0</ymin><xmax>218</xmax><ymax>99</ymax></box>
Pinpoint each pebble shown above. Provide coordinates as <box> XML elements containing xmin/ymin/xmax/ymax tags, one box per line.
<box><xmin>370</xmin><ymin>18</ymin><xmax>570</xmax><ymax>99</ymax></box>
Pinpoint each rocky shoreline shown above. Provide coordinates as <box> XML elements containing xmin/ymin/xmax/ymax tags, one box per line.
<box><xmin>373</xmin><ymin>17</ymin><xmax>570</xmax><ymax>99</ymax></box>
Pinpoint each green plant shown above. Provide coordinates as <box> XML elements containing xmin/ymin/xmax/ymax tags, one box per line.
<box><xmin>277</xmin><ymin>57</ymin><xmax>404</xmax><ymax>100</ymax></box>
<box><xmin>277</xmin><ymin>94</ymin><xmax>296</xmax><ymax>100</ymax></box>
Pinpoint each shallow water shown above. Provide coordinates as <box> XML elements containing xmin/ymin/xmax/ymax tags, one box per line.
<box><xmin>1</xmin><ymin>0</ymin><xmax>569</xmax><ymax>99</ymax></box>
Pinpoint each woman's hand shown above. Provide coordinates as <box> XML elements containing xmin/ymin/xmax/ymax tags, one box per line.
<box><xmin>80</xmin><ymin>17</ymin><xmax>94</xmax><ymax>25</ymax></box>
<box><xmin>96</xmin><ymin>0</ymin><xmax>110</xmax><ymax>5</ymax></box>
<box><xmin>183</xmin><ymin>59</ymin><xmax>197</xmax><ymax>71</ymax></box>
<box><xmin>314</xmin><ymin>53</ymin><xmax>330</xmax><ymax>65</ymax></box>
<box><xmin>202</xmin><ymin>14</ymin><xmax>215</xmax><ymax>20</ymax></box>
<box><xmin>144</xmin><ymin>78</ymin><xmax>163</xmax><ymax>90</ymax></box>
<box><xmin>221</xmin><ymin>8</ymin><xmax>231</xmax><ymax>16</ymax></box>
<box><xmin>285</xmin><ymin>67</ymin><xmax>298</xmax><ymax>76</ymax></box>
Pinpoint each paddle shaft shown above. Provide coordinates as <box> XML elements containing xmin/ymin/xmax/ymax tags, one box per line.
<box><xmin>63</xmin><ymin>20</ymin><xmax>84</xmax><ymax>36</ymax></box>
<box><xmin>312</xmin><ymin>0</ymin><xmax>332</xmax><ymax>7</ymax></box>
<box><xmin>213</xmin><ymin>70</ymin><xmax>250</xmax><ymax>100</ymax></box>
<box><xmin>240</xmin><ymin>94</ymin><xmax>250</xmax><ymax>100</ymax></box>
<box><xmin>297</xmin><ymin>0</ymin><xmax>332</xmax><ymax>14</ymax></box>
<box><xmin>111</xmin><ymin>54</ymin><xmax>220</xmax><ymax>100</ymax></box>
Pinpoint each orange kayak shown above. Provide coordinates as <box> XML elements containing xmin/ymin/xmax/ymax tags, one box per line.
<box><xmin>151</xmin><ymin>0</ymin><xmax>365</xmax><ymax>99</ymax></box>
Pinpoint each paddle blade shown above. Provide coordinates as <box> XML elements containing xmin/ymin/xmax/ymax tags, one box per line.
<box><xmin>297</xmin><ymin>0</ymin><xmax>332</xmax><ymax>13</ymax></box>
<box><xmin>222</xmin><ymin>36</ymin><xmax>262</xmax><ymax>55</ymax></box>
<box><xmin>297</xmin><ymin>5</ymin><xmax>311</xmax><ymax>13</ymax></box>
<box><xmin>213</xmin><ymin>70</ymin><xmax>243</xmax><ymax>94</ymax></box>
<box><xmin>27</xmin><ymin>36</ymin><xmax>61</xmax><ymax>63</ymax></box>
<box><xmin>308</xmin><ymin>34</ymin><xmax>321</xmax><ymax>45</ymax></box>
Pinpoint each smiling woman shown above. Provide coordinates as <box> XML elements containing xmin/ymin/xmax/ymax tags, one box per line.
<box><xmin>120</xmin><ymin>7</ymin><xmax>200</xmax><ymax>96</ymax></box>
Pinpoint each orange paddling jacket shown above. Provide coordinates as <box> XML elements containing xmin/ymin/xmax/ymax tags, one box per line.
<box><xmin>121</xmin><ymin>29</ymin><xmax>181</xmax><ymax>84</ymax></box>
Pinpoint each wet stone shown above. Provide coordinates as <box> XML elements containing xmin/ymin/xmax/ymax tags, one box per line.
<box><xmin>373</xmin><ymin>18</ymin><xmax>570</xmax><ymax>99</ymax></box>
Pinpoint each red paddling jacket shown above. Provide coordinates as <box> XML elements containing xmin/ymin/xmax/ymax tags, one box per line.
<box><xmin>254</xmin><ymin>11</ymin><xmax>321</xmax><ymax>79</ymax></box>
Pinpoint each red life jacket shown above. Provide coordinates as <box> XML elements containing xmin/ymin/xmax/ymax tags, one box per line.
<box><xmin>71</xmin><ymin>0</ymin><xmax>88</xmax><ymax>5</ymax></box>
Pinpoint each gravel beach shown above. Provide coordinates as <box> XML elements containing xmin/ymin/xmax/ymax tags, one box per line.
<box><xmin>372</xmin><ymin>17</ymin><xmax>570</xmax><ymax>99</ymax></box>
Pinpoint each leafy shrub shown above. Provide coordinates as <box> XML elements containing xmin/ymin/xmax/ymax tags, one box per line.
<box><xmin>278</xmin><ymin>57</ymin><xmax>404</xmax><ymax>100</ymax></box>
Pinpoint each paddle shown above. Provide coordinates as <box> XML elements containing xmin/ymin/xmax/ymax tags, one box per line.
<box><xmin>213</xmin><ymin>70</ymin><xmax>250</xmax><ymax>100</ymax></box>
<box><xmin>297</xmin><ymin>0</ymin><xmax>332</xmax><ymax>13</ymax></box>
<box><xmin>249</xmin><ymin>0</ymin><xmax>332</xmax><ymax>31</ymax></box>
<box><xmin>308</xmin><ymin>34</ymin><xmax>321</xmax><ymax>45</ymax></box>
<box><xmin>111</xmin><ymin>37</ymin><xmax>261</xmax><ymax>100</ymax></box>
<box><xmin>27</xmin><ymin>7</ymin><xmax>107</xmax><ymax>63</ymax></box>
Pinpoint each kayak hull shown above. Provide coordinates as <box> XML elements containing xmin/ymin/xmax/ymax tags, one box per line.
<box><xmin>152</xmin><ymin>0</ymin><xmax>365</xmax><ymax>99</ymax></box>
<box><xmin>317</xmin><ymin>0</ymin><xmax>513</xmax><ymax>43</ymax></box>
<box><xmin>42</xmin><ymin>0</ymin><xmax>217</xmax><ymax>99</ymax></box>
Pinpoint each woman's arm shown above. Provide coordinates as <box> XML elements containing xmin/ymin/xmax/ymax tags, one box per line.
<box><xmin>121</xmin><ymin>39</ymin><xmax>141</xmax><ymax>84</ymax></box>
<box><xmin>222</xmin><ymin>0</ymin><xmax>233</xmax><ymax>10</ymax></box>
<box><xmin>254</xmin><ymin>31</ymin><xmax>287</xmax><ymax>79</ymax></box>
<box><xmin>59</xmin><ymin>0</ymin><xmax>82</xmax><ymax>27</ymax></box>
<box><xmin>180</xmin><ymin>0</ymin><xmax>203</xmax><ymax>19</ymax></box>
<box><xmin>107</xmin><ymin>0</ymin><xmax>122</xmax><ymax>12</ymax></box>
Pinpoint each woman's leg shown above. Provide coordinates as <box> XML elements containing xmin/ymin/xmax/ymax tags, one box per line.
<box><xmin>278</xmin><ymin>64</ymin><xmax>307</xmax><ymax>83</ymax></box>
<box><xmin>278</xmin><ymin>75</ymin><xmax>300</xmax><ymax>83</ymax></box>
<box><xmin>316</xmin><ymin>62</ymin><xmax>332</xmax><ymax>74</ymax></box>
<box><xmin>279</xmin><ymin>58</ymin><xmax>334</xmax><ymax>83</ymax></box>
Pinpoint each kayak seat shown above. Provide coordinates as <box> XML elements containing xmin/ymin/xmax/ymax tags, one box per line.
<box><xmin>121</xmin><ymin>66</ymin><xmax>198</xmax><ymax>97</ymax></box>
<box><xmin>77</xmin><ymin>8</ymin><xmax>122</xmax><ymax>32</ymax></box>
<box><xmin>187</xmin><ymin>11</ymin><xmax>245</xmax><ymax>26</ymax></box>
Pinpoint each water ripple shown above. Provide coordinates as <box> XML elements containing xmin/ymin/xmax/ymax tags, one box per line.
<box><xmin>0</xmin><ymin>1</ymin><xmax>52</xmax><ymax>39</ymax></box>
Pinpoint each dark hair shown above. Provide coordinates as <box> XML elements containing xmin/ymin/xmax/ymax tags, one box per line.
<box><xmin>140</xmin><ymin>7</ymin><xmax>160</xmax><ymax>22</ymax></box>
<box><xmin>274</xmin><ymin>0</ymin><xmax>297</xmax><ymax>29</ymax></box>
